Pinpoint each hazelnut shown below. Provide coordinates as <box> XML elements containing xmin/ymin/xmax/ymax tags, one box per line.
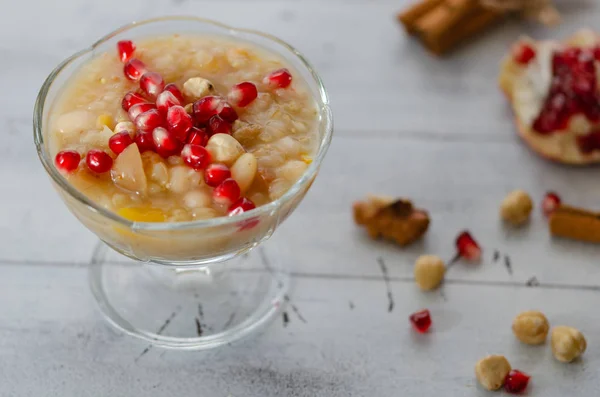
<box><xmin>551</xmin><ymin>326</ymin><xmax>587</xmax><ymax>363</ymax></box>
<box><xmin>475</xmin><ymin>355</ymin><xmax>511</xmax><ymax>391</ymax></box>
<box><xmin>414</xmin><ymin>255</ymin><xmax>445</xmax><ymax>291</ymax></box>
<box><xmin>500</xmin><ymin>190</ymin><xmax>533</xmax><ymax>226</ymax></box>
<box><xmin>512</xmin><ymin>310</ymin><xmax>549</xmax><ymax>345</ymax></box>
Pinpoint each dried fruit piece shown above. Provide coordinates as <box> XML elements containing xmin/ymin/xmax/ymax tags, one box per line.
<box><xmin>475</xmin><ymin>355</ymin><xmax>511</xmax><ymax>391</ymax></box>
<box><xmin>86</xmin><ymin>149</ymin><xmax>113</xmax><ymax>173</ymax></box>
<box><xmin>181</xmin><ymin>144</ymin><xmax>211</xmax><ymax>170</ymax></box>
<box><xmin>542</xmin><ymin>191</ymin><xmax>561</xmax><ymax>217</ymax></box>
<box><xmin>123</xmin><ymin>58</ymin><xmax>147</xmax><ymax>81</ymax></box>
<box><xmin>55</xmin><ymin>150</ymin><xmax>81</xmax><ymax>172</ymax></box>
<box><xmin>551</xmin><ymin>326</ymin><xmax>587</xmax><ymax>363</ymax></box>
<box><xmin>455</xmin><ymin>231</ymin><xmax>482</xmax><ymax>262</ymax></box>
<box><xmin>504</xmin><ymin>370</ymin><xmax>530</xmax><ymax>394</ymax></box>
<box><xmin>500</xmin><ymin>189</ymin><xmax>533</xmax><ymax>226</ymax></box>
<box><xmin>213</xmin><ymin>178</ymin><xmax>241</xmax><ymax>206</ymax></box>
<box><xmin>228</xmin><ymin>197</ymin><xmax>256</xmax><ymax>216</ymax></box>
<box><xmin>228</xmin><ymin>82</ymin><xmax>258</xmax><ymax>107</ymax></box>
<box><xmin>117</xmin><ymin>40</ymin><xmax>135</xmax><ymax>63</ymax></box>
<box><xmin>414</xmin><ymin>255</ymin><xmax>445</xmax><ymax>291</ymax></box>
<box><xmin>353</xmin><ymin>196</ymin><xmax>430</xmax><ymax>247</ymax></box>
<box><xmin>512</xmin><ymin>310</ymin><xmax>550</xmax><ymax>345</ymax></box>
<box><xmin>264</xmin><ymin>68</ymin><xmax>292</xmax><ymax>89</ymax></box>
<box><xmin>204</xmin><ymin>163</ymin><xmax>231</xmax><ymax>187</ymax></box>
<box><xmin>108</xmin><ymin>131</ymin><xmax>134</xmax><ymax>155</ymax></box>
<box><xmin>409</xmin><ymin>309</ymin><xmax>431</xmax><ymax>333</ymax></box>
<box><xmin>140</xmin><ymin>72</ymin><xmax>165</xmax><ymax>98</ymax></box>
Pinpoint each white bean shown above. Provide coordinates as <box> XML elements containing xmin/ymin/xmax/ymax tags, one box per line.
<box><xmin>231</xmin><ymin>153</ymin><xmax>258</xmax><ymax>193</ymax></box>
<box><xmin>168</xmin><ymin>166</ymin><xmax>196</xmax><ymax>194</ymax></box>
<box><xmin>183</xmin><ymin>190</ymin><xmax>212</xmax><ymax>209</ymax></box>
<box><xmin>279</xmin><ymin>160</ymin><xmax>308</xmax><ymax>182</ymax></box>
<box><xmin>275</xmin><ymin>137</ymin><xmax>301</xmax><ymax>157</ymax></box>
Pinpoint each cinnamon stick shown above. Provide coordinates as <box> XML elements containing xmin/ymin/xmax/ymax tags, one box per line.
<box><xmin>549</xmin><ymin>205</ymin><xmax>600</xmax><ymax>244</ymax></box>
<box><xmin>397</xmin><ymin>0</ymin><xmax>444</xmax><ymax>33</ymax></box>
<box><xmin>415</xmin><ymin>0</ymin><xmax>478</xmax><ymax>48</ymax></box>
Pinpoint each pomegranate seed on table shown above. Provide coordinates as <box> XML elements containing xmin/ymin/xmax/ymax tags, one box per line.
<box><xmin>152</xmin><ymin>127</ymin><xmax>182</xmax><ymax>157</ymax></box>
<box><xmin>204</xmin><ymin>163</ymin><xmax>231</xmax><ymax>187</ymax></box>
<box><xmin>181</xmin><ymin>144</ymin><xmax>212</xmax><ymax>170</ymax></box>
<box><xmin>187</xmin><ymin>127</ymin><xmax>208</xmax><ymax>146</ymax></box>
<box><xmin>166</xmin><ymin>105</ymin><xmax>193</xmax><ymax>141</ymax></box>
<box><xmin>218</xmin><ymin>102</ymin><xmax>238</xmax><ymax>123</ymax></box>
<box><xmin>128</xmin><ymin>102</ymin><xmax>156</xmax><ymax>121</ymax></box>
<box><xmin>192</xmin><ymin>96</ymin><xmax>223</xmax><ymax>124</ymax></box>
<box><xmin>135</xmin><ymin>131</ymin><xmax>155</xmax><ymax>153</ymax></box>
<box><xmin>228</xmin><ymin>82</ymin><xmax>258</xmax><ymax>107</ymax></box>
<box><xmin>455</xmin><ymin>230</ymin><xmax>482</xmax><ymax>262</ymax></box>
<box><xmin>213</xmin><ymin>178</ymin><xmax>241</xmax><ymax>206</ymax></box>
<box><xmin>123</xmin><ymin>58</ymin><xmax>147</xmax><ymax>81</ymax></box>
<box><xmin>55</xmin><ymin>150</ymin><xmax>81</xmax><ymax>172</ymax></box>
<box><xmin>164</xmin><ymin>83</ymin><xmax>184</xmax><ymax>103</ymax></box>
<box><xmin>409</xmin><ymin>309</ymin><xmax>432</xmax><ymax>333</ymax></box>
<box><xmin>512</xmin><ymin>43</ymin><xmax>536</xmax><ymax>65</ymax></box>
<box><xmin>135</xmin><ymin>108</ymin><xmax>164</xmax><ymax>132</ymax></box>
<box><xmin>139</xmin><ymin>72</ymin><xmax>165</xmax><ymax>98</ymax></box>
<box><xmin>156</xmin><ymin>90</ymin><xmax>181</xmax><ymax>114</ymax></box>
<box><xmin>542</xmin><ymin>192</ymin><xmax>562</xmax><ymax>217</ymax></box>
<box><xmin>207</xmin><ymin>115</ymin><xmax>232</xmax><ymax>135</ymax></box>
<box><xmin>263</xmin><ymin>68</ymin><xmax>292</xmax><ymax>89</ymax></box>
<box><xmin>108</xmin><ymin>132</ymin><xmax>134</xmax><ymax>155</ymax></box>
<box><xmin>121</xmin><ymin>91</ymin><xmax>146</xmax><ymax>111</ymax></box>
<box><xmin>86</xmin><ymin>150</ymin><xmax>113</xmax><ymax>173</ymax></box>
<box><xmin>504</xmin><ymin>370</ymin><xmax>530</xmax><ymax>393</ymax></box>
<box><xmin>228</xmin><ymin>197</ymin><xmax>256</xmax><ymax>216</ymax></box>
<box><xmin>116</xmin><ymin>40</ymin><xmax>135</xmax><ymax>63</ymax></box>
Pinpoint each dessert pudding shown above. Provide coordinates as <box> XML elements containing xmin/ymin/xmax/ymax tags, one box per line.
<box><xmin>499</xmin><ymin>29</ymin><xmax>600</xmax><ymax>165</ymax></box>
<box><xmin>49</xmin><ymin>34</ymin><xmax>319</xmax><ymax>223</ymax></box>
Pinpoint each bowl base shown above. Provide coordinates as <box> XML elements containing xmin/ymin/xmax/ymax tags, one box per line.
<box><xmin>89</xmin><ymin>241</ymin><xmax>289</xmax><ymax>350</ymax></box>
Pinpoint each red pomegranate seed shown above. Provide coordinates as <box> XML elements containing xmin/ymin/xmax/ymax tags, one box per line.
<box><xmin>139</xmin><ymin>72</ymin><xmax>165</xmax><ymax>98</ymax></box>
<box><xmin>55</xmin><ymin>150</ymin><xmax>81</xmax><ymax>172</ymax></box>
<box><xmin>117</xmin><ymin>40</ymin><xmax>135</xmax><ymax>63</ymax></box>
<box><xmin>204</xmin><ymin>163</ymin><xmax>231</xmax><ymax>187</ymax></box>
<box><xmin>164</xmin><ymin>83</ymin><xmax>184</xmax><ymax>104</ymax></box>
<box><xmin>108</xmin><ymin>132</ymin><xmax>134</xmax><ymax>155</ymax></box>
<box><xmin>152</xmin><ymin>127</ymin><xmax>182</xmax><ymax>157</ymax></box>
<box><xmin>181</xmin><ymin>144</ymin><xmax>211</xmax><ymax>170</ymax></box>
<box><xmin>135</xmin><ymin>108</ymin><xmax>163</xmax><ymax>133</ymax></box>
<box><xmin>593</xmin><ymin>46</ymin><xmax>600</xmax><ymax>61</ymax></box>
<box><xmin>86</xmin><ymin>150</ymin><xmax>113</xmax><ymax>173</ymax></box>
<box><xmin>228</xmin><ymin>197</ymin><xmax>256</xmax><ymax>216</ymax></box>
<box><xmin>135</xmin><ymin>131</ymin><xmax>155</xmax><ymax>153</ymax></box>
<box><xmin>228</xmin><ymin>82</ymin><xmax>258</xmax><ymax>107</ymax></box>
<box><xmin>409</xmin><ymin>309</ymin><xmax>432</xmax><ymax>333</ymax></box>
<box><xmin>455</xmin><ymin>231</ymin><xmax>482</xmax><ymax>262</ymax></box>
<box><xmin>123</xmin><ymin>58</ymin><xmax>147</xmax><ymax>81</ymax></box>
<box><xmin>187</xmin><ymin>127</ymin><xmax>208</xmax><ymax>146</ymax></box>
<box><xmin>542</xmin><ymin>192</ymin><xmax>561</xmax><ymax>217</ymax></box>
<box><xmin>513</xmin><ymin>43</ymin><xmax>536</xmax><ymax>65</ymax></box>
<box><xmin>213</xmin><ymin>178</ymin><xmax>241</xmax><ymax>206</ymax></box>
<box><xmin>192</xmin><ymin>96</ymin><xmax>223</xmax><ymax>124</ymax></box>
<box><xmin>128</xmin><ymin>102</ymin><xmax>156</xmax><ymax>121</ymax></box>
<box><xmin>121</xmin><ymin>91</ymin><xmax>146</xmax><ymax>112</ymax></box>
<box><xmin>263</xmin><ymin>68</ymin><xmax>292</xmax><ymax>89</ymax></box>
<box><xmin>207</xmin><ymin>115</ymin><xmax>232</xmax><ymax>135</ymax></box>
<box><xmin>156</xmin><ymin>90</ymin><xmax>181</xmax><ymax>114</ymax></box>
<box><xmin>166</xmin><ymin>105</ymin><xmax>193</xmax><ymax>141</ymax></box>
<box><xmin>504</xmin><ymin>370</ymin><xmax>530</xmax><ymax>393</ymax></box>
<box><xmin>219</xmin><ymin>102</ymin><xmax>238</xmax><ymax>123</ymax></box>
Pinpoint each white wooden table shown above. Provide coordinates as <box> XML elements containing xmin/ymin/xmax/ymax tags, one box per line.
<box><xmin>2</xmin><ymin>0</ymin><xmax>600</xmax><ymax>395</ymax></box>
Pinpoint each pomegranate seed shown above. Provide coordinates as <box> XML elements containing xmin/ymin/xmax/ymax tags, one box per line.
<box><xmin>128</xmin><ymin>102</ymin><xmax>156</xmax><ymax>121</ymax></box>
<box><xmin>504</xmin><ymin>370</ymin><xmax>530</xmax><ymax>393</ymax></box>
<box><xmin>121</xmin><ymin>91</ymin><xmax>146</xmax><ymax>112</ymax></box>
<box><xmin>228</xmin><ymin>82</ymin><xmax>258</xmax><ymax>107</ymax></box>
<box><xmin>117</xmin><ymin>40</ymin><xmax>135</xmax><ymax>63</ymax></box>
<box><xmin>152</xmin><ymin>127</ymin><xmax>182</xmax><ymax>157</ymax></box>
<box><xmin>139</xmin><ymin>72</ymin><xmax>165</xmax><ymax>98</ymax></box>
<box><xmin>228</xmin><ymin>197</ymin><xmax>256</xmax><ymax>216</ymax></box>
<box><xmin>135</xmin><ymin>131</ymin><xmax>155</xmax><ymax>153</ymax></box>
<box><xmin>409</xmin><ymin>309</ymin><xmax>432</xmax><ymax>333</ymax></box>
<box><xmin>593</xmin><ymin>46</ymin><xmax>600</xmax><ymax>61</ymax></box>
<box><xmin>135</xmin><ymin>108</ymin><xmax>164</xmax><ymax>132</ymax></box>
<box><xmin>181</xmin><ymin>144</ymin><xmax>211</xmax><ymax>170</ymax></box>
<box><xmin>213</xmin><ymin>178</ymin><xmax>241</xmax><ymax>206</ymax></box>
<box><xmin>108</xmin><ymin>132</ymin><xmax>134</xmax><ymax>155</ymax></box>
<box><xmin>164</xmin><ymin>83</ymin><xmax>184</xmax><ymax>103</ymax></box>
<box><xmin>455</xmin><ymin>231</ymin><xmax>482</xmax><ymax>262</ymax></box>
<box><xmin>263</xmin><ymin>68</ymin><xmax>292</xmax><ymax>89</ymax></box>
<box><xmin>187</xmin><ymin>127</ymin><xmax>208</xmax><ymax>146</ymax></box>
<box><xmin>55</xmin><ymin>150</ymin><xmax>81</xmax><ymax>172</ymax></box>
<box><xmin>219</xmin><ymin>102</ymin><xmax>238</xmax><ymax>123</ymax></box>
<box><xmin>192</xmin><ymin>96</ymin><xmax>222</xmax><ymax>124</ymax></box>
<box><xmin>123</xmin><ymin>58</ymin><xmax>147</xmax><ymax>81</ymax></box>
<box><xmin>86</xmin><ymin>150</ymin><xmax>113</xmax><ymax>173</ymax></box>
<box><xmin>204</xmin><ymin>163</ymin><xmax>231</xmax><ymax>187</ymax></box>
<box><xmin>166</xmin><ymin>105</ymin><xmax>193</xmax><ymax>141</ymax></box>
<box><xmin>513</xmin><ymin>43</ymin><xmax>536</xmax><ymax>65</ymax></box>
<box><xmin>156</xmin><ymin>90</ymin><xmax>181</xmax><ymax>114</ymax></box>
<box><xmin>542</xmin><ymin>192</ymin><xmax>561</xmax><ymax>217</ymax></box>
<box><xmin>207</xmin><ymin>115</ymin><xmax>232</xmax><ymax>135</ymax></box>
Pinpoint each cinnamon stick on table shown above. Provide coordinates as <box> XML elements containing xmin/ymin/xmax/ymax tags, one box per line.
<box><xmin>549</xmin><ymin>205</ymin><xmax>600</xmax><ymax>244</ymax></box>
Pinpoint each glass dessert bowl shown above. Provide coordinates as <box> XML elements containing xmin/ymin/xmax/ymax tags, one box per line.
<box><xmin>33</xmin><ymin>16</ymin><xmax>332</xmax><ymax>349</ymax></box>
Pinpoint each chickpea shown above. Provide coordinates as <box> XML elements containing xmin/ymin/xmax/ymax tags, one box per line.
<box><xmin>500</xmin><ymin>190</ymin><xmax>533</xmax><ymax>226</ymax></box>
<box><xmin>475</xmin><ymin>355</ymin><xmax>511</xmax><ymax>391</ymax></box>
<box><xmin>206</xmin><ymin>134</ymin><xmax>245</xmax><ymax>166</ymax></box>
<box><xmin>551</xmin><ymin>326</ymin><xmax>587</xmax><ymax>363</ymax></box>
<box><xmin>414</xmin><ymin>255</ymin><xmax>446</xmax><ymax>291</ymax></box>
<box><xmin>512</xmin><ymin>311</ymin><xmax>549</xmax><ymax>345</ymax></box>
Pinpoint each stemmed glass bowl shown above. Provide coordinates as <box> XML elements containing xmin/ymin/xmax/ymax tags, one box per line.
<box><xmin>33</xmin><ymin>16</ymin><xmax>333</xmax><ymax>349</ymax></box>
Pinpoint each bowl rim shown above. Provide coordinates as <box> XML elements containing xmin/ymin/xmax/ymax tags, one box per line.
<box><xmin>33</xmin><ymin>16</ymin><xmax>333</xmax><ymax>231</ymax></box>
